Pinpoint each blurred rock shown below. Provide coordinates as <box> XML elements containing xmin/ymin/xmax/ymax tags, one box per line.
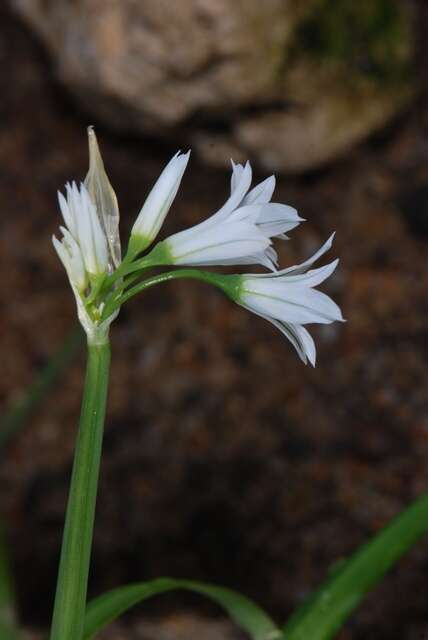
<box><xmin>12</xmin><ymin>0</ymin><xmax>414</xmax><ymax>172</ymax></box>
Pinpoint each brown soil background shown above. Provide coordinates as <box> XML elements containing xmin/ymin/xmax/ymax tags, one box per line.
<box><xmin>1</xmin><ymin>4</ymin><xmax>428</xmax><ymax>639</ymax></box>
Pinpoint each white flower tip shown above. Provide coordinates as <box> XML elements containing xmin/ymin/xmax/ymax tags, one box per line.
<box><xmin>175</xmin><ymin>149</ymin><xmax>191</xmax><ymax>163</ymax></box>
<box><xmin>169</xmin><ymin>150</ymin><xmax>191</xmax><ymax>176</ymax></box>
<box><xmin>232</xmin><ymin>159</ymin><xmax>251</xmax><ymax>179</ymax></box>
<box><xmin>230</xmin><ymin>158</ymin><xmax>241</xmax><ymax>169</ymax></box>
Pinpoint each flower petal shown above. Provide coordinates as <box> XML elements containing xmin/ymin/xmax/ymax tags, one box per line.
<box><xmin>198</xmin><ymin>161</ymin><xmax>252</xmax><ymax>230</ymax></box>
<box><xmin>243</xmin><ymin>175</ymin><xmax>276</xmax><ymax>205</ymax></box>
<box><xmin>267</xmin><ymin>259</ymin><xmax>339</xmax><ymax>287</ymax></box>
<box><xmin>167</xmin><ymin>221</ymin><xmax>270</xmax><ymax>267</ymax></box>
<box><xmin>241</xmin><ymin>280</ymin><xmax>343</xmax><ymax>325</ymax></box>
<box><xmin>131</xmin><ymin>150</ymin><xmax>190</xmax><ymax>247</ymax></box>
<box><xmin>230</xmin><ymin>160</ymin><xmax>245</xmax><ymax>193</ymax></box>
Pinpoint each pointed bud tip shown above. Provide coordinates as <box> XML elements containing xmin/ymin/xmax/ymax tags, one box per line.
<box><xmin>87</xmin><ymin>126</ymin><xmax>102</xmax><ymax>162</ymax></box>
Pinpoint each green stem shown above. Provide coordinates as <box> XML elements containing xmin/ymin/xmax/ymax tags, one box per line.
<box><xmin>102</xmin><ymin>255</ymin><xmax>154</xmax><ymax>292</ymax></box>
<box><xmin>102</xmin><ymin>269</ymin><xmax>240</xmax><ymax>320</ymax></box>
<box><xmin>49</xmin><ymin>339</ymin><xmax>111</xmax><ymax>640</ymax></box>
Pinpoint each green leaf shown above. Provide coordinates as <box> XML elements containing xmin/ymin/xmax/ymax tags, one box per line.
<box><xmin>84</xmin><ymin>578</ymin><xmax>281</xmax><ymax>640</ymax></box>
<box><xmin>283</xmin><ymin>491</ymin><xmax>428</xmax><ymax>640</ymax></box>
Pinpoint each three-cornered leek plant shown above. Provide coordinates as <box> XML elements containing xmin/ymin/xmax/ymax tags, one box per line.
<box><xmin>49</xmin><ymin>128</ymin><xmax>428</xmax><ymax>640</ymax></box>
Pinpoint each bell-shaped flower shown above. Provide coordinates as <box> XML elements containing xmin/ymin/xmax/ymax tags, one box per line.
<box><xmin>129</xmin><ymin>151</ymin><xmax>190</xmax><ymax>256</ymax></box>
<box><xmin>150</xmin><ymin>160</ymin><xmax>302</xmax><ymax>270</ymax></box>
<box><xmin>234</xmin><ymin>235</ymin><xmax>344</xmax><ymax>365</ymax></box>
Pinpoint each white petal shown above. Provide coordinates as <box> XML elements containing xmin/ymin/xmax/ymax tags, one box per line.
<box><xmin>256</xmin><ymin>203</ymin><xmax>302</xmax><ymax>224</ymax></box>
<box><xmin>238</xmin><ymin>302</ymin><xmax>316</xmax><ymax>365</ymax></box>
<box><xmin>202</xmin><ymin>249</ymin><xmax>277</xmax><ymax>270</ymax></box>
<box><xmin>228</xmin><ymin>204</ymin><xmax>262</xmax><ymax>224</ymax></box>
<box><xmin>279</xmin><ymin>234</ymin><xmax>336</xmax><ymax>275</ymax></box>
<box><xmin>59</xmin><ymin>228</ymin><xmax>86</xmax><ymax>289</ymax></box>
<box><xmin>243</xmin><ymin>175</ymin><xmax>276</xmax><ymax>205</ymax></box>
<box><xmin>241</xmin><ymin>281</ymin><xmax>343</xmax><ymax>325</ymax></box>
<box><xmin>58</xmin><ymin>189</ymin><xmax>77</xmax><ymax>237</ymax></box>
<box><xmin>256</xmin><ymin>203</ymin><xmax>303</xmax><ymax>237</ymax></box>
<box><xmin>230</xmin><ymin>160</ymin><xmax>245</xmax><ymax>193</ymax></box>
<box><xmin>53</xmin><ymin>234</ymin><xmax>87</xmax><ymax>291</ymax></box>
<box><xmin>131</xmin><ymin>151</ymin><xmax>190</xmax><ymax>243</ymax></box>
<box><xmin>277</xmin><ymin>259</ymin><xmax>339</xmax><ymax>287</ymax></box>
<box><xmin>81</xmin><ymin>184</ymin><xmax>108</xmax><ymax>273</ymax></box>
<box><xmin>52</xmin><ymin>234</ymin><xmax>70</xmax><ymax>271</ymax></box>
<box><xmin>245</xmin><ymin>234</ymin><xmax>336</xmax><ymax>278</ymax></box>
<box><xmin>68</xmin><ymin>182</ymin><xmax>95</xmax><ymax>274</ymax></box>
<box><xmin>227</xmin><ymin>203</ymin><xmax>302</xmax><ymax>239</ymax></box>
<box><xmin>268</xmin><ymin>320</ymin><xmax>316</xmax><ymax>365</ymax></box>
<box><xmin>167</xmin><ymin>221</ymin><xmax>270</xmax><ymax>267</ymax></box>
<box><xmin>196</xmin><ymin>161</ymin><xmax>252</xmax><ymax>231</ymax></box>
<box><xmin>241</xmin><ymin>293</ymin><xmax>322</xmax><ymax>325</ymax></box>
<box><xmin>291</xmin><ymin>324</ymin><xmax>316</xmax><ymax>366</ymax></box>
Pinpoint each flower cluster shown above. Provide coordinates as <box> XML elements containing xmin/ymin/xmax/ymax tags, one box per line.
<box><xmin>53</xmin><ymin>129</ymin><xmax>344</xmax><ymax>362</ymax></box>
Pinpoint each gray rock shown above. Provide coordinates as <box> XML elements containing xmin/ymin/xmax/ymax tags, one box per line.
<box><xmin>12</xmin><ymin>0</ymin><xmax>414</xmax><ymax>172</ymax></box>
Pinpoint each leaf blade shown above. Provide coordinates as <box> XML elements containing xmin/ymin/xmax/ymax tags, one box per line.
<box><xmin>283</xmin><ymin>491</ymin><xmax>428</xmax><ymax>640</ymax></box>
<box><xmin>84</xmin><ymin>577</ymin><xmax>280</xmax><ymax>640</ymax></box>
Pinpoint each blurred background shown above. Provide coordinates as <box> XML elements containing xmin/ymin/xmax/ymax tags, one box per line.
<box><xmin>1</xmin><ymin>1</ymin><xmax>428</xmax><ymax>638</ymax></box>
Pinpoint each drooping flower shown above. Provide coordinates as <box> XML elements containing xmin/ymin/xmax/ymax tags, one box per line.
<box><xmin>148</xmin><ymin>160</ymin><xmax>302</xmax><ymax>270</ymax></box>
<box><xmin>129</xmin><ymin>151</ymin><xmax>191</xmax><ymax>256</ymax></box>
<box><xmin>232</xmin><ymin>235</ymin><xmax>344</xmax><ymax>365</ymax></box>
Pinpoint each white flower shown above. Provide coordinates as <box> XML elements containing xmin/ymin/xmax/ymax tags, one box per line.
<box><xmin>158</xmin><ymin>161</ymin><xmax>302</xmax><ymax>269</ymax></box>
<box><xmin>235</xmin><ymin>235</ymin><xmax>344</xmax><ymax>366</ymax></box>
<box><xmin>130</xmin><ymin>151</ymin><xmax>190</xmax><ymax>254</ymax></box>
<box><xmin>55</xmin><ymin>181</ymin><xmax>109</xmax><ymax>280</ymax></box>
<box><xmin>53</xmin><ymin>180</ymin><xmax>113</xmax><ymax>343</ymax></box>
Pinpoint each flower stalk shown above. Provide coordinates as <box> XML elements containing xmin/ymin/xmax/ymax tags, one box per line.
<box><xmin>49</xmin><ymin>339</ymin><xmax>111</xmax><ymax>640</ymax></box>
